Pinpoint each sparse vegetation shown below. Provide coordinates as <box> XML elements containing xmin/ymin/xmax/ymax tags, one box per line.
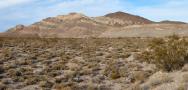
<box><xmin>0</xmin><ymin>37</ymin><xmax>187</xmax><ymax>89</ymax></box>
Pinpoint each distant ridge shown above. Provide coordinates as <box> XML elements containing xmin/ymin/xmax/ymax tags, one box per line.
<box><xmin>159</xmin><ymin>20</ymin><xmax>187</xmax><ymax>24</ymax></box>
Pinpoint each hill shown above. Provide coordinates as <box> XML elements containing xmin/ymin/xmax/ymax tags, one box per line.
<box><xmin>2</xmin><ymin>11</ymin><xmax>188</xmax><ymax>38</ymax></box>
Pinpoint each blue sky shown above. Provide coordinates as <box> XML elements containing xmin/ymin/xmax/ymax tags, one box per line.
<box><xmin>0</xmin><ymin>0</ymin><xmax>188</xmax><ymax>32</ymax></box>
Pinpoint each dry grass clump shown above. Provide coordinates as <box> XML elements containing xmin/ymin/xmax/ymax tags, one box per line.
<box><xmin>1</xmin><ymin>48</ymin><xmax>12</xmax><ymax>60</ymax></box>
<box><xmin>140</xmin><ymin>35</ymin><xmax>188</xmax><ymax>71</ymax></box>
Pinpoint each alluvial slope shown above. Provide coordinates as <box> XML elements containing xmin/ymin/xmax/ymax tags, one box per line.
<box><xmin>2</xmin><ymin>11</ymin><xmax>188</xmax><ymax>38</ymax></box>
<box><xmin>100</xmin><ymin>24</ymin><xmax>188</xmax><ymax>37</ymax></box>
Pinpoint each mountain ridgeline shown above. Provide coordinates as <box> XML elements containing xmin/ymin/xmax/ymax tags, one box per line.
<box><xmin>2</xmin><ymin>11</ymin><xmax>188</xmax><ymax>38</ymax></box>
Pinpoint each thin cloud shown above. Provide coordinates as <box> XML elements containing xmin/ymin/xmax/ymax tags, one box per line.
<box><xmin>131</xmin><ymin>0</ymin><xmax>188</xmax><ymax>22</ymax></box>
<box><xmin>0</xmin><ymin>0</ymin><xmax>34</xmax><ymax>9</ymax></box>
<box><xmin>38</xmin><ymin>0</ymin><xmax>124</xmax><ymax>16</ymax></box>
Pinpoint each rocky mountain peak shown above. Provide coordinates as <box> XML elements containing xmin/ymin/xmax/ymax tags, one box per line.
<box><xmin>107</xmin><ymin>11</ymin><xmax>131</xmax><ymax>16</ymax></box>
<box><xmin>105</xmin><ymin>11</ymin><xmax>153</xmax><ymax>25</ymax></box>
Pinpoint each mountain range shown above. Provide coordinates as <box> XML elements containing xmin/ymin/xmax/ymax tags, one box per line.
<box><xmin>1</xmin><ymin>11</ymin><xmax>188</xmax><ymax>38</ymax></box>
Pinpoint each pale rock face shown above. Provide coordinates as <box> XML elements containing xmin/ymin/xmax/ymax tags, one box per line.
<box><xmin>56</xmin><ymin>13</ymin><xmax>89</xmax><ymax>20</ymax></box>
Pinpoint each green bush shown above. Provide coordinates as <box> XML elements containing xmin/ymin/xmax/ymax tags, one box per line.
<box><xmin>141</xmin><ymin>35</ymin><xmax>188</xmax><ymax>71</ymax></box>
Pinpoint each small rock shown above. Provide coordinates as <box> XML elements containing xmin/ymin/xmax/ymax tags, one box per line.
<box><xmin>72</xmin><ymin>76</ymin><xmax>83</xmax><ymax>83</ymax></box>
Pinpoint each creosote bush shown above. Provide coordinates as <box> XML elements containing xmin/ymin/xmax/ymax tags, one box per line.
<box><xmin>140</xmin><ymin>35</ymin><xmax>188</xmax><ymax>71</ymax></box>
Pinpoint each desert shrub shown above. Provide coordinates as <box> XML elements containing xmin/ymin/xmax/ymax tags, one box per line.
<box><xmin>28</xmin><ymin>75</ymin><xmax>47</xmax><ymax>81</ymax></box>
<box><xmin>103</xmin><ymin>60</ymin><xmax>121</xmax><ymax>79</ymax></box>
<box><xmin>140</xmin><ymin>35</ymin><xmax>188</xmax><ymax>71</ymax></box>
<box><xmin>7</xmin><ymin>69</ymin><xmax>22</xmax><ymax>77</ymax></box>
<box><xmin>1</xmin><ymin>48</ymin><xmax>12</xmax><ymax>59</ymax></box>
<box><xmin>53</xmin><ymin>84</ymin><xmax>72</xmax><ymax>90</ymax></box>
<box><xmin>0</xmin><ymin>66</ymin><xmax>5</xmax><ymax>74</ymax></box>
<box><xmin>24</xmin><ymin>76</ymin><xmax>41</xmax><ymax>85</ymax></box>
<box><xmin>39</xmin><ymin>81</ymin><xmax>53</xmax><ymax>88</ymax></box>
